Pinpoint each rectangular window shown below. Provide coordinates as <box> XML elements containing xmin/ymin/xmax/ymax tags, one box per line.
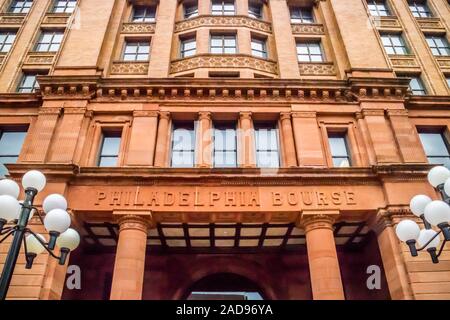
<box><xmin>184</xmin><ymin>2</ymin><xmax>198</xmax><ymax>19</ymax></box>
<box><xmin>248</xmin><ymin>1</ymin><xmax>262</xmax><ymax>19</ymax></box>
<box><xmin>181</xmin><ymin>36</ymin><xmax>196</xmax><ymax>58</ymax></box>
<box><xmin>9</xmin><ymin>0</ymin><xmax>33</xmax><ymax>13</ymax></box>
<box><xmin>296</xmin><ymin>41</ymin><xmax>324</xmax><ymax>62</ymax></box>
<box><xmin>123</xmin><ymin>40</ymin><xmax>150</xmax><ymax>61</ymax></box>
<box><xmin>409</xmin><ymin>76</ymin><xmax>426</xmax><ymax>95</ymax></box>
<box><xmin>290</xmin><ymin>7</ymin><xmax>314</xmax><ymax>23</ymax></box>
<box><xmin>409</xmin><ymin>0</ymin><xmax>432</xmax><ymax>17</ymax></box>
<box><xmin>0</xmin><ymin>129</ymin><xmax>27</xmax><ymax>176</ymax></box>
<box><xmin>210</xmin><ymin>34</ymin><xmax>237</xmax><ymax>54</ymax></box>
<box><xmin>426</xmin><ymin>36</ymin><xmax>450</xmax><ymax>56</ymax></box>
<box><xmin>0</xmin><ymin>31</ymin><xmax>16</xmax><ymax>53</ymax></box>
<box><xmin>132</xmin><ymin>6</ymin><xmax>156</xmax><ymax>22</ymax></box>
<box><xmin>255</xmin><ymin>124</ymin><xmax>279</xmax><ymax>168</ymax></box>
<box><xmin>171</xmin><ymin>122</ymin><xmax>195</xmax><ymax>168</ymax></box>
<box><xmin>212</xmin><ymin>0</ymin><xmax>235</xmax><ymax>15</ymax></box>
<box><xmin>17</xmin><ymin>73</ymin><xmax>45</xmax><ymax>93</ymax></box>
<box><xmin>381</xmin><ymin>34</ymin><xmax>408</xmax><ymax>55</ymax></box>
<box><xmin>213</xmin><ymin>123</ymin><xmax>237</xmax><ymax>168</ymax></box>
<box><xmin>367</xmin><ymin>0</ymin><xmax>390</xmax><ymax>16</ymax></box>
<box><xmin>419</xmin><ymin>131</ymin><xmax>450</xmax><ymax>168</ymax></box>
<box><xmin>251</xmin><ymin>37</ymin><xmax>267</xmax><ymax>58</ymax></box>
<box><xmin>98</xmin><ymin>131</ymin><xmax>121</xmax><ymax>167</ymax></box>
<box><xmin>52</xmin><ymin>0</ymin><xmax>77</xmax><ymax>13</ymax></box>
<box><xmin>328</xmin><ymin>133</ymin><xmax>351</xmax><ymax>167</ymax></box>
<box><xmin>35</xmin><ymin>31</ymin><xmax>64</xmax><ymax>52</ymax></box>
<box><xmin>446</xmin><ymin>76</ymin><xmax>450</xmax><ymax>88</ymax></box>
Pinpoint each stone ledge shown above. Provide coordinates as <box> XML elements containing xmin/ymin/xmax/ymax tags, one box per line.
<box><xmin>111</xmin><ymin>61</ymin><xmax>149</xmax><ymax>75</ymax></box>
<box><xmin>121</xmin><ymin>22</ymin><xmax>156</xmax><ymax>34</ymax></box>
<box><xmin>174</xmin><ymin>15</ymin><xmax>272</xmax><ymax>33</ymax></box>
<box><xmin>291</xmin><ymin>23</ymin><xmax>325</xmax><ymax>35</ymax></box>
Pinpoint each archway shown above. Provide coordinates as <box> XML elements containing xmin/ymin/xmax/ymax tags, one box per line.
<box><xmin>184</xmin><ymin>273</ymin><xmax>265</xmax><ymax>300</ymax></box>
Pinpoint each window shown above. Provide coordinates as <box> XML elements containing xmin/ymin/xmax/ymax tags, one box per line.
<box><xmin>171</xmin><ymin>123</ymin><xmax>195</xmax><ymax>168</ymax></box>
<box><xmin>181</xmin><ymin>36</ymin><xmax>196</xmax><ymax>58</ymax></box>
<box><xmin>251</xmin><ymin>37</ymin><xmax>267</xmax><ymax>58</ymax></box>
<box><xmin>123</xmin><ymin>40</ymin><xmax>150</xmax><ymax>61</ymax></box>
<box><xmin>408</xmin><ymin>76</ymin><xmax>426</xmax><ymax>95</ymax></box>
<box><xmin>446</xmin><ymin>76</ymin><xmax>450</xmax><ymax>88</ymax></box>
<box><xmin>426</xmin><ymin>36</ymin><xmax>450</xmax><ymax>56</ymax></box>
<box><xmin>184</xmin><ymin>2</ymin><xmax>198</xmax><ymax>19</ymax></box>
<box><xmin>367</xmin><ymin>0</ymin><xmax>390</xmax><ymax>16</ymax></box>
<box><xmin>132</xmin><ymin>6</ymin><xmax>156</xmax><ymax>22</ymax></box>
<box><xmin>248</xmin><ymin>1</ymin><xmax>262</xmax><ymax>19</ymax></box>
<box><xmin>35</xmin><ymin>31</ymin><xmax>64</xmax><ymax>52</ymax></box>
<box><xmin>17</xmin><ymin>73</ymin><xmax>42</xmax><ymax>93</ymax></box>
<box><xmin>290</xmin><ymin>7</ymin><xmax>314</xmax><ymax>23</ymax></box>
<box><xmin>0</xmin><ymin>31</ymin><xmax>16</xmax><ymax>53</ymax></box>
<box><xmin>409</xmin><ymin>0</ymin><xmax>432</xmax><ymax>18</ymax></box>
<box><xmin>52</xmin><ymin>0</ymin><xmax>77</xmax><ymax>13</ymax></box>
<box><xmin>255</xmin><ymin>124</ymin><xmax>279</xmax><ymax>168</ymax></box>
<box><xmin>213</xmin><ymin>123</ymin><xmax>237</xmax><ymax>168</ymax></box>
<box><xmin>0</xmin><ymin>129</ymin><xmax>27</xmax><ymax>176</ymax></box>
<box><xmin>381</xmin><ymin>34</ymin><xmax>408</xmax><ymax>55</ymax></box>
<box><xmin>212</xmin><ymin>0</ymin><xmax>235</xmax><ymax>15</ymax></box>
<box><xmin>210</xmin><ymin>34</ymin><xmax>237</xmax><ymax>54</ymax></box>
<box><xmin>98</xmin><ymin>132</ymin><xmax>121</xmax><ymax>167</ymax></box>
<box><xmin>328</xmin><ymin>133</ymin><xmax>351</xmax><ymax>167</ymax></box>
<box><xmin>8</xmin><ymin>0</ymin><xmax>32</xmax><ymax>13</ymax></box>
<box><xmin>419</xmin><ymin>131</ymin><xmax>450</xmax><ymax>168</ymax></box>
<box><xmin>296</xmin><ymin>41</ymin><xmax>324</xmax><ymax>62</ymax></box>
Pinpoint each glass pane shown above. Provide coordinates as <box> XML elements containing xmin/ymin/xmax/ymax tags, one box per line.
<box><xmin>173</xmin><ymin>127</ymin><xmax>194</xmax><ymax>151</ymax></box>
<box><xmin>0</xmin><ymin>132</ymin><xmax>26</xmax><ymax>156</ymax></box>
<box><xmin>99</xmin><ymin>156</ymin><xmax>118</xmax><ymax>167</ymax></box>
<box><xmin>419</xmin><ymin>133</ymin><xmax>450</xmax><ymax>157</ymax></box>
<box><xmin>428</xmin><ymin>157</ymin><xmax>450</xmax><ymax>169</ymax></box>
<box><xmin>329</xmin><ymin>136</ymin><xmax>349</xmax><ymax>157</ymax></box>
<box><xmin>101</xmin><ymin>136</ymin><xmax>121</xmax><ymax>156</ymax></box>
<box><xmin>333</xmin><ymin>157</ymin><xmax>350</xmax><ymax>168</ymax></box>
<box><xmin>224</xmin><ymin>47</ymin><xmax>236</xmax><ymax>53</ymax></box>
<box><xmin>257</xmin><ymin>152</ymin><xmax>279</xmax><ymax>168</ymax></box>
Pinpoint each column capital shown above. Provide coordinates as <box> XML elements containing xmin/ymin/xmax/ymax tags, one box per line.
<box><xmin>117</xmin><ymin>214</ymin><xmax>150</xmax><ymax>233</ymax></box>
<box><xmin>239</xmin><ymin>111</ymin><xmax>252</xmax><ymax>120</ymax></box>
<box><xmin>301</xmin><ymin>213</ymin><xmax>339</xmax><ymax>233</ymax></box>
<box><xmin>158</xmin><ymin>111</ymin><xmax>171</xmax><ymax>120</ymax></box>
<box><xmin>198</xmin><ymin>111</ymin><xmax>212</xmax><ymax>120</ymax></box>
<box><xmin>279</xmin><ymin>112</ymin><xmax>292</xmax><ymax>121</ymax></box>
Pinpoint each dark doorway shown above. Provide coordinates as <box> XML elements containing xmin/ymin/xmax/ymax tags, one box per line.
<box><xmin>185</xmin><ymin>273</ymin><xmax>264</xmax><ymax>300</ymax></box>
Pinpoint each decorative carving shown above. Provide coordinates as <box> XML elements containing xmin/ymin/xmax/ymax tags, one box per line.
<box><xmin>291</xmin><ymin>23</ymin><xmax>325</xmax><ymax>35</ymax></box>
<box><xmin>389</xmin><ymin>55</ymin><xmax>418</xmax><ymax>68</ymax></box>
<box><xmin>0</xmin><ymin>14</ymin><xmax>25</xmax><ymax>24</ymax></box>
<box><xmin>298</xmin><ymin>62</ymin><xmax>335</xmax><ymax>76</ymax></box>
<box><xmin>111</xmin><ymin>61</ymin><xmax>149</xmax><ymax>75</ymax></box>
<box><xmin>24</xmin><ymin>53</ymin><xmax>55</xmax><ymax>65</ymax></box>
<box><xmin>437</xmin><ymin>57</ymin><xmax>450</xmax><ymax>69</ymax></box>
<box><xmin>174</xmin><ymin>15</ymin><xmax>272</xmax><ymax>33</ymax></box>
<box><xmin>301</xmin><ymin>214</ymin><xmax>337</xmax><ymax>232</ymax></box>
<box><xmin>42</xmin><ymin>14</ymin><xmax>70</xmax><ymax>25</ymax></box>
<box><xmin>372</xmin><ymin>16</ymin><xmax>401</xmax><ymax>28</ymax></box>
<box><xmin>117</xmin><ymin>215</ymin><xmax>150</xmax><ymax>233</ymax></box>
<box><xmin>170</xmin><ymin>54</ymin><xmax>278</xmax><ymax>74</ymax></box>
<box><xmin>121</xmin><ymin>22</ymin><xmax>156</xmax><ymax>34</ymax></box>
<box><xmin>416</xmin><ymin>18</ymin><xmax>444</xmax><ymax>30</ymax></box>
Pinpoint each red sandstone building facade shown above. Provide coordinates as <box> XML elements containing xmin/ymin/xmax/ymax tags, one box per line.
<box><xmin>0</xmin><ymin>0</ymin><xmax>449</xmax><ymax>300</ymax></box>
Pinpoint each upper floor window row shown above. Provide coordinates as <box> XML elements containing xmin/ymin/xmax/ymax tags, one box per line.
<box><xmin>212</xmin><ymin>0</ymin><xmax>235</xmax><ymax>15</ymax></box>
<box><xmin>419</xmin><ymin>130</ymin><xmax>450</xmax><ymax>169</ymax></box>
<box><xmin>426</xmin><ymin>35</ymin><xmax>450</xmax><ymax>56</ymax></box>
<box><xmin>0</xmin><ymin>128</ymin><xmax>27</xmax><ymax>177</ymax></box>
<box><xmin>0</xmin><ymin>30</ymin><xmax>16</xmax><ymax>53</ymax></box>
<box><xmin>296</xmin><ymin>41</ymin><xmax>324</xmax><ymax>62</ymax></box>
<box><xmin>123</xmin><ymin>40</ymin><xmax>150</xmax><ymax>61</ymax></box>
<box><xmin>132</xmin><ymin>5</ymin><xmax>156</xmax><ymax>23</ymax></box>
<box><xmin>8</xmin><ymin>0</ymin><xmax>77</xmax><ymax>14</ymax></box>
<box><xmin>52</xmin><ymin>0</ymin><xmax>77</xmax><ymax>13</ymax></box>
<box><xmin>8</xmin><ymin>0</ymin><xmax>32</xmax><ymax>13</ymax></box>
<box><xmin>408</xmin><ymin>0</ymin><xmax>432</xmax><ymax>18</ymax></box>
<box><xmin>367</xmin><ymin>0</ymin><xmax>391</xmax><ymax>16</ymax></box>
<box><xmin>35</xmin><ymin>30</ymin><xmax>64</xmax><ymax>52</ymax></box>
<box><xmin>290</xmin><ymin>7</ymin><xmax>314</xmax><ymax>24</ymax></box>
<box><xmin>381</xmin><ymin>33</ymin><xmax>408</xmax><ymax>55</ymax></box>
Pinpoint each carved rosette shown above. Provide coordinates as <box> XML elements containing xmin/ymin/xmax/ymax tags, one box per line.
<box><xmin>298</xmin><ymin>62</ymin><xmax>335</xmax><ymax>76</ymax></box>
<box><xmin>171</xmin><ymin>54</ymin><xmax>278</xmax><ymax>74</ymax></box>
<box><xmin>291</xmin><ymin>23</ymin><xmax>324</xmax><ymax>35</ymax></box>
<box><xmin>118</xmin><ymin>215</ymin><xmax>150</xmax><ymax>233</ymax></box>
<box><xmin>174</xmin><ymin>15</ymin><xmax>272</xmax><ymax>33</ymax></box>
<box><xmin>111</xmin><ymin>61</ymin><xmax>149</xmax><ymax>75</ymax></box>
<box><xmin>122</xmin><ymin>22</ymin><xmax>156</xmax><ymax>34</ymax></box>
<box><xmin>301</xmin><ymin>214</ymin><xmax>336</xmax><ymax>233</ymax></box>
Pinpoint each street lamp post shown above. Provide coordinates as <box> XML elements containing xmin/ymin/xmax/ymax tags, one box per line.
<box><xmin>0</xmin><ymin>170</ymin><xmax>80</xmax><ymax>300</ymax></box>
<box><xmin>396</xmin><ymin>166</ymin><xmax>450</xmax><ymax>264</ymax></box>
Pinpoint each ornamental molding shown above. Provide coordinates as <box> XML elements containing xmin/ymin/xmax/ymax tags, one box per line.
<box><xmin>121</xmin><ymin>22</ymin><xmax>156</xmax><ymax>34</ymax></box>
<box><xmin>0</xmin><ymin>13</ymin><xmax>25</xmax><ymax>25</ymax></box>
<box><xmin>24</xmin><ymin>52</ymin><xmax>56</xmax><ymax>65</ymax></box>
<box><xmin>170</xmin><ymin>54</ymin><xmax>278</xmax><ymax>75</ymax></box>
<box><xmin>111</xmin><ymin>61</ymin><xmax>149</xmax><ymax>75</ymax></box>
<box><xmin>416</xmin><ymin>17</ymin><xmax>445</xmax><ymax>30</ymax></box>
<box><xmin>298</xmin><ymin>62</ymin><xmax>336</xmax><ymax>76</ymax></box>
<box><xmin>300</xmin><ymin>213</ymin><xmax>339</xmax><ymax>232</ymax></box>
<box><xmin>42</xmin><ymin>14</ymin><xmax>70</xmax><ymax>25</ymax></box>
<box><xmin>372</xmin><ymin>16</ymin><xmax>401</xmax><ymax>29</ymax></box>
<box><xmin>174</xmin><ymin>15</ymin><xmax>272</xmax><ymax>33</ymax></box>
<box><xmin>116</xmin><ymin>214</ymin><xmax>151</xmax><ymax>233</ymax></box>
<box><xmin>436</xmin><ymin>57</ymin><xmax>450</xmax><ymax>69</ymax></box>
<box><xmin>389</xmin><ymin>55</ymin><xmax>419</xmax><ymax>68</ymax></box>
<box><xmin>291</xmin><ymin>23</ymin><xmax>324</xmax><ymax>35</ymax></box>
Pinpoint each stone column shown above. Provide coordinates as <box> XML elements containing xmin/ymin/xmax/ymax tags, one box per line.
<box><xmin>196</xmin><ymin>111</ymin><xmax>213</xmax><ymax>167</ymax></box>
<box><xmin>198</xmin><ymin>0</ymin><xmax>210</xmax><ymax>15</ymax></box>
<box><xmin>154</xmin><ymin>112</ymin><xmax>171</xmax><ymax>167</ymax></box>
<box><xmin>110</xmin><ymin>215</ymin><xmax>149</xmax><ymax>300</ymax></box>
<box><xmin>126</xmin><ymin>110</ymin><xmax>159</xmax><ymax>166</ymax></box>
<box><xmin>279</xmin><ymin>112</ymin><xmax>297</xmax><ymax>167</ymax></box>
<box><xmin>303</xmin><ymin>214</ymin><xmax>345</xmax><ymax>300</ymax></box>
<box><xmin>239</xmin><ymin>112</ymin><xmax>256</xmax><ymax>168</ymax></box>
<box><xmin>374</xmin><ymin>212</ymin><xmax>414</xmax><ymax>300</ymax></box>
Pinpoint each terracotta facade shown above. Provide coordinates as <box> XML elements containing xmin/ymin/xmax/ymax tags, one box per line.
<box><xmin>0</xmin><ymin>0</ymin><xmax>449</xmax><ymax>300</ymax></box>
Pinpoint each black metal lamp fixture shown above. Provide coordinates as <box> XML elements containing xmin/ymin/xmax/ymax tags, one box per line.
<box><xmin>0</xmin><ymin>170</ymin><xmax>80</xmax><ymax>300</ymax></box>
<box><xmin>396</xmin><ymin>166</ymin><xmax>450</xmax><ymax>264</ymax></box>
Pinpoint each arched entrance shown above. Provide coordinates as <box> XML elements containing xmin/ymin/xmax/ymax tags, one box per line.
<box><xmin>184</xmin><ymin>273</ymin><xmax>265</xmax><ymax>300</ymax></box>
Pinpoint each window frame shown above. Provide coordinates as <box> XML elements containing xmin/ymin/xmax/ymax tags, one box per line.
<box><xmin>131</xmin><ymin>5</ymin><xmax>156</xmax><ymax>23</ymax></box>
<box><xmin>367</xmin><ymin>0</ymin><xmax>391</xmax><ymax>17</ymax></box>
<box><xmin>8</xmin><ymin>0</ymin><xmax>33</xmax><ymax>13</ymax></box>
<box><xmin>184</xmin><ymin>2</ymin><xmax>199</xmax><ymax>19</ymax></box>
<box><xmin>170</xmin><ymin>122</ymin><xmax>196</xmax><ymax>168</ymax></box>
<box><xmin>251</xmin><ymin>36</ymin><xmax>267</xmax><ymax>59</ymax></box>
<box><xmin>290</xmin><ymin>7</ymin><xmax>314</xmax><ymax>24</ymax></box>
<box><xmin>248</xmin><ymin>1</ymin><xmax>263</xmax><ymax>19</ymax></box>
<box><xmin>51</xmin><ymin>0</ymin><xmax>77</xmax><ymax>14</ymax></box>
<box><xmin>210</xmin><ymin>33</ymin><xmax>237</xmax><ymax>54</ymax></box>
<box><xmin>122</xmin><ymin>39</ymin><xmax>151</xmax><ymax>61</ymax></box>
<box><xmin>296</xmin><ymin>41</ymin><xmax>325</xmax><ymax>62</ymax></box>
<box><xmin>254</xmin><ymin>123</ymin><xmax>280</xmax><ymax>168</ymax></box>
<box><xmin>425</xmin><ymin>35</ymin><xmax>450</xmax><ymax>56</ymax></box>
<box><xmin>381</xmin><ymin>33</ymin><xmax>409</xmax><ymax>55</ymax></box>
<box><xmin>17</xmin><ymin>72</ymin><xmax>45</xmax><ymax>93</ymax></box>
<box><xmin>34</xmin><ymin>30</ymin><xmax>64</xmax><ymax>52</ymax></box>
<box><xmin>211</xmin><ymin>0</ymin><xmax>235</xmax><ymax>16</ymax></box>
<box><xmin>213</xmin><ymin>122</ymin><xmax>238</xmax><ymax>168</ymax></box>
<box><xmin>418</xmin><ymin>129</ymin><xmax>450</xmax><ymax>169</ymax></box>
<box><xmin>180</xmin><ymin>36</ymin><xmax>197</xmax><ymax>58</ymax></box>
<box><xmin>327</xmin><ymin>132</ymin><xmax>352</xmax><ymax>168</ymax></box>
<box><xmin>97</xmin><ymin>130</ymin><xmax>123</xmax><ymax>167</ymax></box>
<box><xmin>0</xmin><ymin>127</ymin><xmax>28</xmax><ymax>176</ymax></box>
<box><xmin>0</xmin><ymin>30</ymin><xmax>16</xmax><ymax>53</ymax></box>
<box><xmin>408</xmin><ymin>0</ymin><xmax>433</xmax><ymax>18</ymax></box>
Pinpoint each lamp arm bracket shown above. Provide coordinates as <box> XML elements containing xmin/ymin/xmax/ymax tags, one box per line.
<box><xmin>25</xmin><ymin>229</ymin><xmax>60</xmax><ymax>260</ymax></box>
<box><xmin>0</xmin><ymin>229</ymin><xmax>15</xmax><ymax>244</ymax></box>
<box><xmin>437</xmin><ymin>239</ymin><xmax>447</xmax><ymax>258</ymax></box>
<box><xmin>416</xmin><ymin>230</ymin><xmax>442</xmax><ymax>252</ymax></box>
